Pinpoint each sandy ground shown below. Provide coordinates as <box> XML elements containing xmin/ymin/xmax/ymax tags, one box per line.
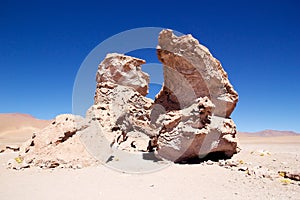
<box><xmin>0</xmin><ymin>134</ymin><xmax>299</xmax><ymax>200</ymax></box>
<box><xmin>0</xmin><ymin>114</ymin><xmax>299</xmax><ymax>200</ymax></box>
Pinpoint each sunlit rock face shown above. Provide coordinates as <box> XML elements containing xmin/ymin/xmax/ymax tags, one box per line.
<box><xmin>155</xmin><ymin>29</ymin><xmax>238</xmax><ymax>117</ymax></box>
<box><xmin>15</xmin><ymin>114</ymin><xmax>97</xmax><ymax>169</ymax></box>
<box><xmin>95</xmin><ymin>53</ymin><xmax>149</xmax><ymax>97</ymax></box>
<box><xmin>154</xmin><ymin>30</ymin><xmax>239</xmax><ymax>161</ymax></box>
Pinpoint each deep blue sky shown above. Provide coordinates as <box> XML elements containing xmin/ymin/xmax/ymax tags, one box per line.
<box><xmin>1</xmin><ymin>0</ymin><xmax>299</xmax><ymax>132</ymax></box>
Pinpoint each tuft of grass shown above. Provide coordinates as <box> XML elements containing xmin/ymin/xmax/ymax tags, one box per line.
<box><xmin>15</xmin><ymin>157</ymin><xmax>23</xmax><ymax>164</ymax></box>
<box><xmin>278</xmin><ymin>171</ymin><xmax>286</xmax><ymax>177</ymax></box>
<box><xmin>114</xmin><ymin>157</ymin><xmax>119</xmax><ymax>161</ymax></box>
<box><xmin>280</xmin><ymin>178</ymin><xmax>291</xmax><ymax>185</ymax></box>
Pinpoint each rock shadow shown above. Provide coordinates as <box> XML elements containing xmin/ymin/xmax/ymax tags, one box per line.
<box><xmin>175</xmin><ymin>151</ymin><xmax>231</xmax><ymax>164</ymax></box>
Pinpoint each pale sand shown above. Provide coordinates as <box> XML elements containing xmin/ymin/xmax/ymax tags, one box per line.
<box><xmin>0</xmin><ymin>119</ymin><xmax>299</xmax><ymax>199</ymax></box>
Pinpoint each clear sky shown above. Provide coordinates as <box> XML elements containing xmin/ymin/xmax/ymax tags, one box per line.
<box><xmin>1</xmin><ymin>0</ymin><xmax>299</xmax><ymax>133</ymax></box>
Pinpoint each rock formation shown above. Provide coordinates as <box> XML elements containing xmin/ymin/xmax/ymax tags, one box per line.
<box><xmin>155</xmin><ymin>29</ymin><xmax>238</xmax><ymax>117</ymax></box>
<box><xmin>12</xmin><ymin>29</ymin><xmax>239</xmax><ymax>168</ymax></box>
<box><xmin>10</xmin><ymin>114</ymin><xmax>96</xmax><ymax>169</ymax></box>
<box><xmin>90</xmin><ymin>30</ymin><xmax>238</xmax><ymax>162</ymax></box>
<box><xmin>91</xmin><ymin>54</ymin><xmax>155</xmax><ymax>152</ymax></box>
<box><xmin>154</xmin><ymin>30</ymin><xmax>238</xmax><ymax>161</ymax></box>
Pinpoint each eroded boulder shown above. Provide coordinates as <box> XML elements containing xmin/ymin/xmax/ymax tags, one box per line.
<box><xmin>155</xmin><ymin>29</ymin><xmax>238</xmax><ymax>117</ymax></box>
<box><xmin>15</xmin><ymin>114</ymin><xmax>96</xmax><ymax>169</ymax></box>
<box><xmin>153</xmin><ymin>30</ymin><xmax>238</xmax><ymax>161</ymax></box>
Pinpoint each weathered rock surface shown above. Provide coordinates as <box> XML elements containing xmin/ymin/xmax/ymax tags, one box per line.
<box><xmin>93</xmin><ymin>54</ymin><xmax>155</xmax><ymax>152</ymax></box>
<box><xmin>155</xmin><ymin>29</ymin><xmax>238</xmax><ymax>117</ymax></box>
<box><xmin>13</xmin><ymin>114</ymin><xmax>96</xmax><ymax>169</ymax></box>
<box><xmin>156</xmin><ymin>103</ymin><xmax>237</xmax><ymax>161</ymax></box>
<box><xmin>154</xmin><ymin>30</ymin><xmax>238</xmax><ymax>161</ymax></box>
<box><xmin>96</xmin><ymin>53</ymin><xmax>149</xmax><ymax>97</ymax></box>
<box><xmin>92</xmin><ymin>30</ymin><xmax>239</xmax><ymax>161</ymax></box>
<box><xmin>12</xmin><ymin>29</ymin><xmax>239</xmax><ymax>168</ymax></box>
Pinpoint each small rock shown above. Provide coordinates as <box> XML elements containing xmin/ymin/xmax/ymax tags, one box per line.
<box><xmin>76</xmin><ymin>164</ymin><xmax>82</xmax><ymax>169</ymax></box>
<box><xmin>285</xmin><ymin>171</ymin><xmax>300</xmax><ymax>181</ymax></box>
<box><xmin>257</xmin><ymin>149</ymin><xmax>271</xmax><ymax>156</ymax></box>
<box><xmin>7</xmin><ymin>159</ymin><xmax>29</xmax><ymax>170</ymax></box>
<box><xmin>5</xmin><ymin>145</ymin><xmax>20</xmax><ymax>152</ymax></box>
<box><xmin>225</xmin><ymin>160</ymin><xmax>239</xmax><ymax>167</ymax></box>
<box><xmin>206</xmin><ymin>160</ymin><xmax>214</xmax><ymax>165</ymax></box>
<box><xmin>46</xmin><ymin>161</ymin><xmax>60</xmax><ymax>168</ymax></box>
<box><xmin>218</xmin><ymin>160</ymin><xmax>226</xmax><ymax>166</ymax></box>
<box><xmin>238</xmin><ymin>167</ymin><xmax>248</xmax><ymax>172</ymax></box>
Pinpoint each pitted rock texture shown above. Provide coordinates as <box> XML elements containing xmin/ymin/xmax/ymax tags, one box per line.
<box><xmin>93</xmin><ymin>54</ymin><xmax>155</xmax><ymax>152</ymax></box>
<box><xmin>155</xmin><ymin>29</ymin><xmax>238</xmax><ymax>118</ymax></box>
<box><xmin>91</xmin><ymin>82</ymin><xmax>155</xmax><ymax>152</ymax></box>
<box><xmin>155</xmin><ymin>97</ymin><xmax>237</xmax><ymax>162</ymax></box>
<box><xmin>96</xmin><ymin>53</ymin><xmax>149</xmax><ymax>97</ymax></box>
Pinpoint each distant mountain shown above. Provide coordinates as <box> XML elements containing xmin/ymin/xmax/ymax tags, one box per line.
<box><xmin>0</xmin><ymin>113</ymin><xmax>52</xmax><ymax>148</ymax></box>
<box><xmin>0</xmin><ymin>113</ymin><xmax>50</xmax><ymax>133</ymax></box>
<box><xmin>238</xmin><ymin>130</ymin><xmax>299</xmax><ymax>137</ymax></box>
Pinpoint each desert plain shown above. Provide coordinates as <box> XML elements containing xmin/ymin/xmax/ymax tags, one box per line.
<box><xmin>0</xmin><ymin>113</ymin><xmax>299</xmax><ymax>200</ymax></box>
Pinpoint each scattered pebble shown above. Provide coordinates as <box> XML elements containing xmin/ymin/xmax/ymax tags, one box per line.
<box><xmin>238</xmin><ymin>167</ymin><xmax>248</xmax><ymax>172</ymax></box>
<box><xmin>76</xmin><ymin>164</ymin><xmax>82</xmax><ymax>169</ymax></box>
<box><xmin>279</xmin><ymin>171</ymin><xmax>300</xmax><ymax>181</ymax></box>
<box><xmin>206</xmin><ymin>160</ymin><xmax>214</xmax><ymax>165</ymax></box>
<box><xmin>218</xmin><ymin>160</ymin><xmax>226</xmax><ymax>166</ymax></box>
